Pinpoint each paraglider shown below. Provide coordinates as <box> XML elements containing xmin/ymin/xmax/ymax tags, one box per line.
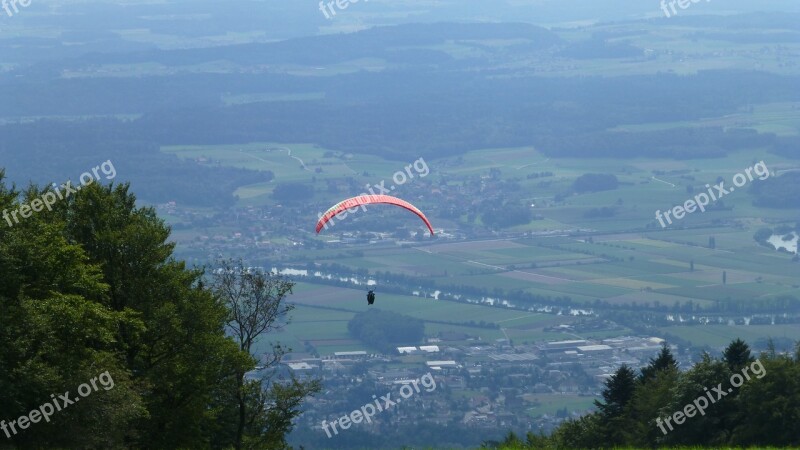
<box><xmin>315</xmin><ymin>194</ymin><xmax>434</xmax><ymax>235</ymax></box>
<box><xmin>367</xmin><ymin>290</ymin><xmax>375</xmax><ymax>305</ymax></box>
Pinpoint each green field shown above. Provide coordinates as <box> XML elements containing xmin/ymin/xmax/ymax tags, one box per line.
<box><xmin>165</xmin><ymin>138</ymin><xmax>800</xmax><ymax>353</ymax></box>
<box><xmin>162</xmin><ymin>142</ymin><xmax>423</xmax><ymax>207</ymax></box>
<box><xmin>253</xmin><ymin>282</ymin><xmax>587</xmax><ymax>356</ymax></box>
<box><xmin>658</xmin><ymin>325</ymin><xmax>800</xmax><ymax>348</ymax></box>
<box><xmin>524</xmin><ymin>393</ymin><xmax>597</xmax><ymax>418</ymax></box>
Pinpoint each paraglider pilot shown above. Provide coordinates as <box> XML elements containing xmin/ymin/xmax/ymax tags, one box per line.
<box><xmin>367</xmin><ymin>290</ymin><xmax>375</xmax><ymax>305</ymax></box>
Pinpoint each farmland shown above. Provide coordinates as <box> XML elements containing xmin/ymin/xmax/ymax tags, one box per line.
<box><xmin>260</xmin><ymin>283</ymin><xmax>587</xmax><ymax>357</ymax></box>
<box><xmin>165</xmin><ymin>139</ymin><xmax>800</xmax><ymax>356</ymax></box>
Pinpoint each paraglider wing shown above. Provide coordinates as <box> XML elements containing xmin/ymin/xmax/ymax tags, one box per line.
<box><xmin>315</xmin><ymin>194</ymin><xmax>434</xmax><ymax>235</ymax></box>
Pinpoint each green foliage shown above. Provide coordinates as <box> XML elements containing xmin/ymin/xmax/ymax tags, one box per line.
<box><xmin>572</xmin><ymin>173</ymin><xmax>619</xmax><ymax>193</ymax></box>
<box><xmin>348</xmin><ymin>309</ymin><xmax>425</xmax><ymax>353</ymax></box>
<box><xmin>209</xmin><ymin>259</ymin><xmax>321</xmax><ymax>450</ymax></box>
<box><xmin>489</xmin><ymin>339</ymin><xmax>800</xmax><ymax>449</ymax></box>
<box><xmin>550</xmin><ymin>414</ymin><xmax>603</xmax><ymax>449</ymax></box>
<box><xmin>640</xmin><ymin>342</ymin><xmax>678</xmax><ymax>383</ymax></box>
<box><xmin>750</xmin><ymin>172</ymin><xmax>800</xmax><ymax>208</ymax></box>
<box><xmin>595</xmin><ymin>365</ymin><xmax>637</xmax><ymax>420</ymax></box>
<box><xmin>754</xmin><ymin>227</ymin><xmax>774</xmax><ymax>244</ymax></box>
<box><xmin>723</xmin><ymin>339</ymin><xmax>753</xmax><ymax>372</ymax></box>
<box><xmin>272</xmin><ymin>182</ymin><xmax>314</xmax><ymax>203</ymax></box>
<box><xmin>0</xmin><ymin>177</ymin><xmax>316</xmax><ymax>448</ymax></box>
<box><xmin>595</xmin><ymin>364</ymin><xmax>637</xmax><ymax>445</ymax></box>
<box><xmin>481</xmin><ymin>201</ymin><xmax>532</xmax><ymax>229</ymax></box>
<box><xmin>731</xmin><ymin>356</ymin><xmax>800</xmax><ymax>446</ymax></box>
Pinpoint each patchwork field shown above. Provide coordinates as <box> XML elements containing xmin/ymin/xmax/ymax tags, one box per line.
<box><xmin>254</xmin><ymin>282</ymin><xmax>592</xmax><ymax>356</ymax></box>
<box><xmin>168</xmin><ymin>141</ymin><xmax>800</xmax><ymax>352</ymax></box>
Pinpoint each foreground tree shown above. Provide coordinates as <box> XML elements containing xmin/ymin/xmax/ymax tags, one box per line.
<box><xmin>0</xmin><ymin>178</ymin><xmax>319</xmax><ymax>448</ymax></box>
<box><xmin>61</xmin><ymin>183</ymin><xmax>250</xmax><ymax>448</ymax></box>
<box><xmin>0</xmin><ymin>181</ymin><xmax>147</xmax><ymax>447</ymax></box>
<box><xmin>639</xmin><ymin>342</ymin><xmax>678</xmax><ymax>383</ymax></box>
<box><xmin>594</xmin><ymin>364</ymin><xmax>637</xmax><ymax>445</ymax></box>
<box><xmin>730</xmin><ymin>355</ymin><xmax>800</xmax><ymax>446</ymax></box>
<box><xmin>487</xmin><ymin>339</ymin><xmax>800</xmax><ymax>449</ymax></box>
<box><xmin>723</xmin><ymin>338</ymin><xmax>753</xmax><ymax>372</ymax></box>
<box><xmin>211</xmin><ymin>259</ymin><xmax>321</xmax><ymax>450</ymax></box>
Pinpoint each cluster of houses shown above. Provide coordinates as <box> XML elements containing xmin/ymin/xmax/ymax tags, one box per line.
<box><xmin>265</xmin><ymin>335</ymin><xmax>682</xmax><ymax>435</ymax></box>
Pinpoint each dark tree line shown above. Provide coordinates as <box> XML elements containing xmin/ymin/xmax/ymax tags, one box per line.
<box><xmin>572</xmin><ymin>174</ymin><xmax>619</xmax><ymax>193</ymax></box>
<box><xmin>750</xmin><ymin>172</ymin><xmax>800</xmax><ymax>208</ymax></box>
<box><xmin>347</xmin><ymin>309</ymin><xmax>425</xmax><ymax>354</ymax></box>
<box><xmin>0</xmin><ymin>125</ymin><xmax>273</xmax><ymax>208</ymax></box>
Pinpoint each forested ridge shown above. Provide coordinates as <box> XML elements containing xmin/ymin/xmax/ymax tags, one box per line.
<box><xmin>3</xmin><ymin>21</ymin><xmax>799</xmax><ymax>208</ymax></box>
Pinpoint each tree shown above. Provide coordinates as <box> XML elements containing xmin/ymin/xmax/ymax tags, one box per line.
<box><xmin>63</xmin><ymin>183</ymin><xmax>243</xmax><ymax>448</ymax></box>
<box><xmin>551</xmin><ymin>413</ymin><xmax>603</xmax><ymax>449</ymax></box>
<box><xmin>754</xmin><ymin>227</ymin><xmax>774</xmax><ymax>244</ymax></box>
<box><xmin>0</xmin><ymin>180</ymin><xmax>252</xmax><ymax>448</ymax></box>
<box><xmin>0</xmin><ymin>187</ymin><xmax>147</xmax><ymax>447</ymax></box>
<box><xmin>271</xmin><ymin>182</ymin><xmax>314</xmax><ymax>203</ymax></box>
<box><xmin>573</xmin><ymin>173</ymin><xmax>619</xmax><ymax>193</ymax></box>
<box><xmin>211</xmin><ymin>259</ymin><xmax>321</xmax><ymax>450</ymax></box>
<box><xmin>731</xmin><ymin>355</ymin><xmax>800</xmax><ymax>446</ymax></box>
<box><xmin>348</xmin><ymin>309</ymin><xmax>425</xmax><ymax>354</ymax></box>
<box><xmin>626</xmin><ymin>369</ymin><xmax>679</xmax><ymax>447</ymax></box>
<box><xmin>595</xmin><ymin>364</ymin><xmax>637</xmax><ymax>445</ymax></box>
<box><xmin>596</xmin><ymin>365</ymin><xmax>637</xmax><ymax>417</ymax></box>
<box><xmin>640</xmin><ymin>342</ymin><xmax>678</xmax><ymax>383</ymax></box>
<box><xmin>541</xmin><ymin>339</ymin><xmax>800</xmax><ymax>449</ymax></box>
<box><xmin>663</xmin><ymin>354</ymin><xmax>731</xmax><ymax>446</ymax></box>
<box><xmin>723</xmin><ymin>339</ymin><xmax>753</xmax><ymax>372</ymax></box>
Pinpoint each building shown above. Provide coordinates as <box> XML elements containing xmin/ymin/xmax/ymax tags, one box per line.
<box><xmin>577</xmin><ymin>344</ymin><xmax>614</xmax><ymax>356</ymax></box>
<box><xmin>540</xmin><ymin>339</ymin><xmax>589</xmax><ymax>353</ymax></box>
<box><xmin>333</xmin><ymin>351</ymin><xmax>367</xmax><ymax>360</ymax></box>
<box><xmin>426</xmin><ymin>360</ymin><xmax>458</xmax><ymax>369</ymax></box>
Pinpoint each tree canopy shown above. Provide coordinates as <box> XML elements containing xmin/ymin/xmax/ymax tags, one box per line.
<box><xmin>484</xmin><ymin>339</ymin><xmax>800</xmax><ymax>450</ymax></box>
<box><xmin>348</xmin><ymin>309</ymin><xmax>425</xmax><ymax>354</ymax></box>
<box><xmin>0</xmin><ymin>177</ymin><xmax>315</xmax><ymax>449</ymax></box>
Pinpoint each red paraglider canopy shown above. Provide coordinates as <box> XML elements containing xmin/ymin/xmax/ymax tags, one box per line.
<box><xmin>316</xmin><ymin>194</ymin><xmax>434</xmax><ymax>235</ymax></box>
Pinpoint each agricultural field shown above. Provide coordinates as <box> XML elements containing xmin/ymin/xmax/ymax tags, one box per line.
<box><xmin>162</xmin><ymin>142</ymin><xmax>413</xmax><ymax>207</ymax></box>
<box><xmin>523</xmin><ymin>393</ymin><xmax>597</xmax><ymax>418</ymax></box>
<box><xmin>165</xmin><ymin>139</ymin><xmax>800</xmax><ymax>352</ymax></box>
<box><xmin>257</xmin><ymin>282</ymin><xmax>588</xmax><ymax>356</ymax></box>
<box><xmin>657</xmin><ymin>324</ymin><xmax>800</xmax><ymax>349</ymax></box>
<box><xmin>289</xmin><ymin>225</ymin><xmax>800</xmax><ymax>312</ymax></box>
